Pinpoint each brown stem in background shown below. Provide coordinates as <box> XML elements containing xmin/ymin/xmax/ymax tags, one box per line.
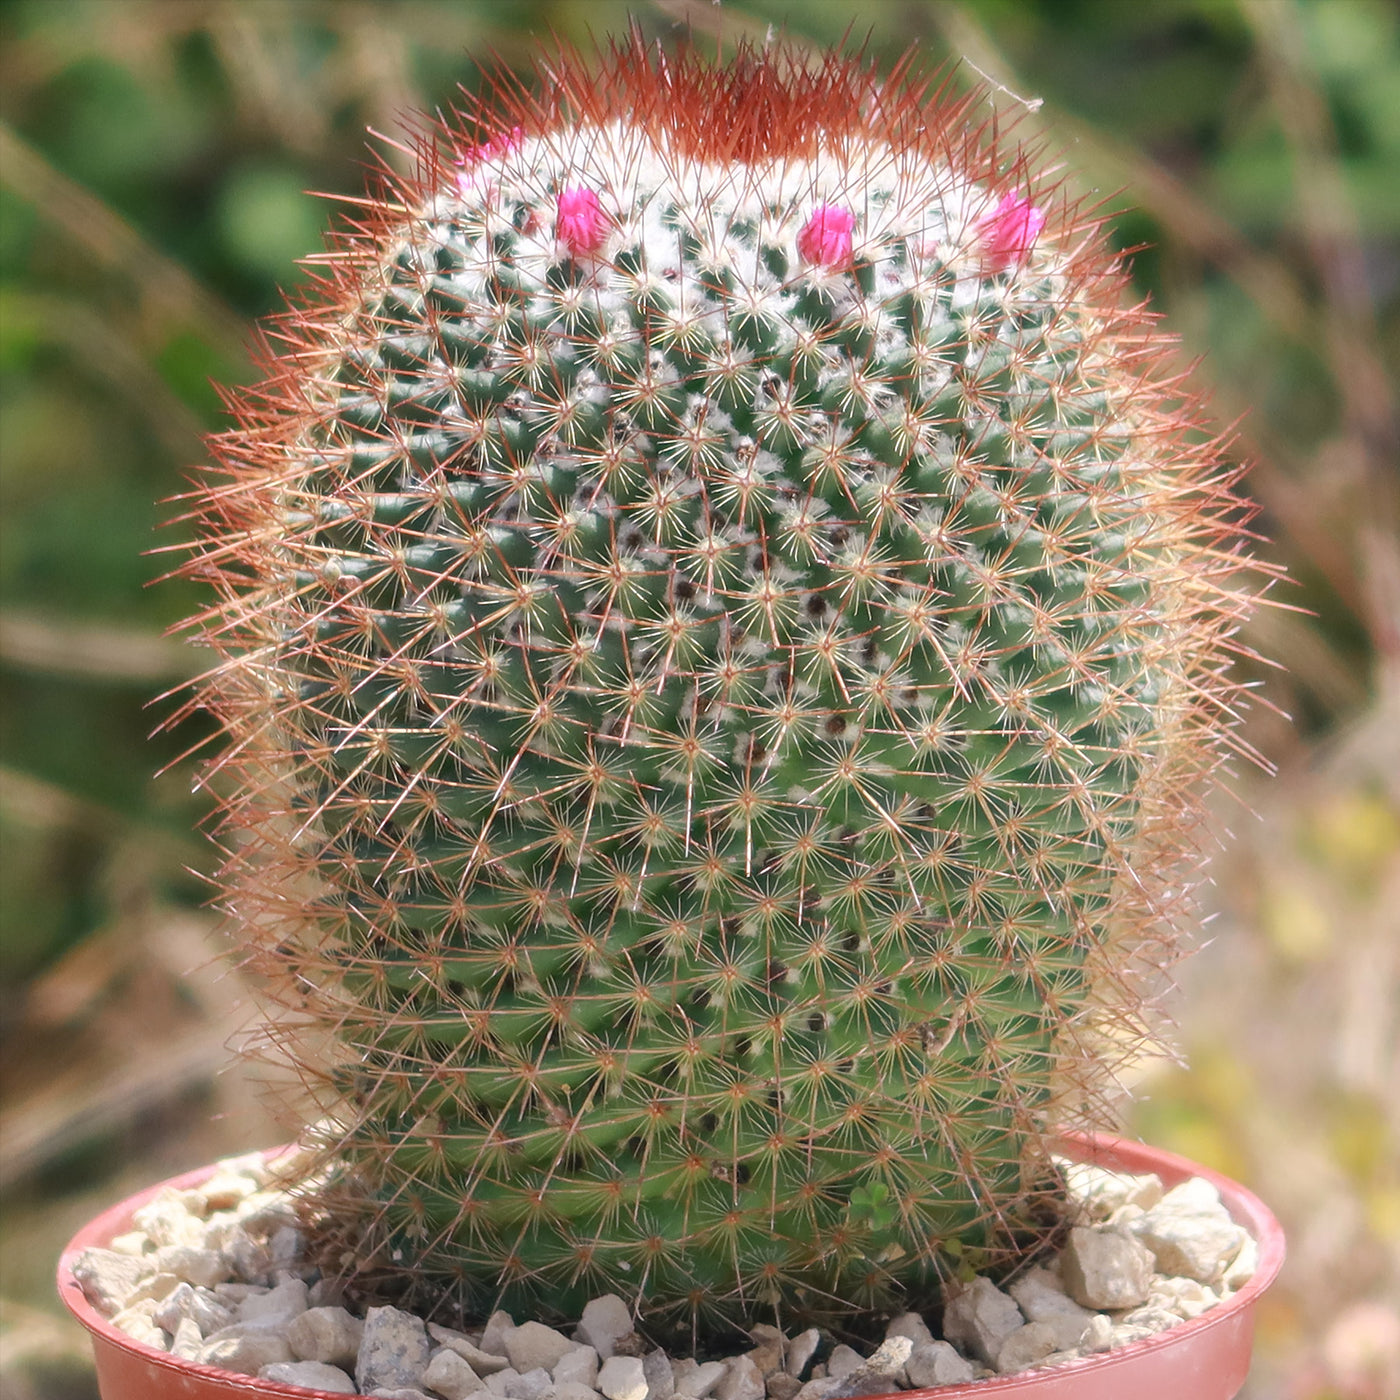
<box><xmin>0</xmin><ymin>122</ymin><xmax>250</xmax><ymax>361</ymax></box>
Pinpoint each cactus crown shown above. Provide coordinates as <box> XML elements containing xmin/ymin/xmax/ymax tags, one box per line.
<box><xmin>183</xmin><ymin>38</ymin><xmax>1257</xmax><ymax>1334</ymax></box>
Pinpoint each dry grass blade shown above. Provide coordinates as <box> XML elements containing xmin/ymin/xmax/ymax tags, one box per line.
<box><xmin>0</xmin><ymin>1027</ymin><xmax>232</xmax><ymax>1192</ymax></box>
<box><xmin>0</xmin><ymin>768</ymin><xmax>201</xmax><ymax>870</ymax></box>
<box><xmin>0</xmin><ymin>610</ymin><xmax>197</xmax><ymax>684</ymax></box>
<box><xmin>4</xmin><ymin>291</ymin><xmax>211</xmax><ymax>461</ymax></box>
<box><xmin>0</xmin><ymin>766</ymin><xmax>127</xmax><ymax>834</ymax></box>
<box><xmin>1</xmin><ymin>908</ymin><xmax>263</xmax><ymax>1191</ymax></box>
<box><xmin>0</xmin><ymin>122</ymin><xmax>249</xmax><ymax>361</ymax></box>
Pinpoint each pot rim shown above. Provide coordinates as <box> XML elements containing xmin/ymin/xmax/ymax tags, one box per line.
<box><xmin>57</xmin><ymin>1130</ymin><xmax>1285</xmax><ymax>1398</ymax></box>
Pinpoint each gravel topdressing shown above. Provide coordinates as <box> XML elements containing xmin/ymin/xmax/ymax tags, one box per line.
<box><xmin>71</xmin><ymin>1150</ymin><xmax>1260</xmax><ymax>1397</ymax></box>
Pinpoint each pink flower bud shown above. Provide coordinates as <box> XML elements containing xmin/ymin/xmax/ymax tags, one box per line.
<box><xmin>797</xmin><ymin>203</ymin><xmax>856</xmax><ymax>268</ymax></box>
<box><xmin>978</xmin><ymin>191</ymin><xmax>1045</xmax><ymax>271</ymax></box>
<box><xmin>556</xmin><ymin>186</ymin><xmax>610</xmax><ymax>258</ymax></box>
<box><xmin>454</xmin><ymin>126</ymin><xmax>523</xmax><ymax>198</ymax></box>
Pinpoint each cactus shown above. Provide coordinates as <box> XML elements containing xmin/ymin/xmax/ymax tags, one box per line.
<box><xmin>185</xmin><ymin>40</ymin><xmax>1256</xmax><ymax>1331</ymax></box>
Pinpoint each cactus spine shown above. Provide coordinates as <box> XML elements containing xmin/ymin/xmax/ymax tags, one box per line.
<box><xmin>187</xmin><ymin>42</ymin><xmax>1255</xmax><ymax>1328</ymax></box>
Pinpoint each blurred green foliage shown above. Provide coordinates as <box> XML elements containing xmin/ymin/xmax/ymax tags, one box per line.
<box><xmin>1</xmin><ymin>3</ymin><xmax>1396</xmax><ymax>1397</ymax></box>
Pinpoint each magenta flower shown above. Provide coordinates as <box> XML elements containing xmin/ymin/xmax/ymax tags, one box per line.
<box><xmin>556</xmin><ymin>185</ymin><xmax>610</xmax><ymax>257</ymax></box>
<box><xmin>978</xmin><ymin>190</ymin><xmax>1045</xmax><ymax>271</ymax></box>
<box><xmin>797</xmin><ymin>202</ymin><xmax>856</xmax><ymax>268</ymax></box>
<box><xmin>456</xmin><ymin>125</ymin><xmax>523</xmax><ymax>167</ymax></box>
<box><xmin>454</xmin><ymin>125</ymin><xmax>523</xmax><ymax>197</ymax></box>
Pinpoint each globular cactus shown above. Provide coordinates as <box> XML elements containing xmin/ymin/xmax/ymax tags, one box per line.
<box><xmin>185</xmin><ymin>40</ymin><xmax>1256</xmax><ymax>1330</ymax></box>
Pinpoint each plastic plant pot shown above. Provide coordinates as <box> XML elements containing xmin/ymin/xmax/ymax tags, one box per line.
<box><xmin>57</xmin><ymin>1132</ymin><xmax>1283</xmax><ymax>1400</ymax></box>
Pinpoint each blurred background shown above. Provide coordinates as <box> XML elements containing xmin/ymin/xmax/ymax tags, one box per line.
<box><xmin>0</xmin><ymin>1</ymin><xmax>1396</xmax><ymax>1396</ymax></box>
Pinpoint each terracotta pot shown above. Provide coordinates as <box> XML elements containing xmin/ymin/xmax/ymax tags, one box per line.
<box><xmin>58</xmin><ymin>1132</ymin><xmax>1283</xmax><ymax>1400</ymax></box>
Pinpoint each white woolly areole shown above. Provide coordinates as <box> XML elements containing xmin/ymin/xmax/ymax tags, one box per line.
<box><xmin>420</xmin><ymin>121</ymin><xmax>1062</xmax><ymax>334</ymax></box>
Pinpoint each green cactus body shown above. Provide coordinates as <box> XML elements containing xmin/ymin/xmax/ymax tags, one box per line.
<box><xmin>191</xmin><ymin>44</ymin><xmax>1253</xmax><ymax>1327</ymax></box>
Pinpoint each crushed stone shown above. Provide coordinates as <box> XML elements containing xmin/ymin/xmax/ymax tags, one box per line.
<box><xmin>73</xmin><ymin>1150</ymin><xmax>1260</xmax><ymax>1396</ymax></box>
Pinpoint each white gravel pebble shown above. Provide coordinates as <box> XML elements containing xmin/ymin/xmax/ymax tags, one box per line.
<box><xmin>223</xmin><ymin>1226</ymin><xmax>279</xmax><ymax>1286</ymax></box>
<box><xmin>238</xmin><ymin>1192</ymin><xmax>301</xmax><ymax>1233</ymax></box>
<box><xmin>505</xmin><ymin>1366</ymin><xmax>554</xmax><ymax>1399</ymax></box>
<box><xmin>125</xmin><ymin>1271</ymin><xmax>180</xmax><ymax>1306</ymax></box>
<box><xmin>672</xmin><ymin>1358</ymin><xmax>728</xmax><ymax>1397</ymax></box>
<box><xmin>430</xmin><ymin>1323</ymin><xmax>514</xmax><ymax>1374</ymax></box>
<box><xmin>553</xmin><ymin>1386</ymin><xmax>605</xmax><ymax>1400</ymax></box>
<box><xmin>357</xmin><ymin>1305</ymin><xmax>433</xmax><ymax>1393</ymax></box>
<box><xmin>78</xmin><ymin>1157</ymin><xmax>1260</xmax><ymax>1395</ymax></box>
<box><xmin>1148</xmin><ymin>1275</ymin><xmax>1220</xmax><ymax>1319</ymax></box>
<box><xmin>1223</xmin><ymin>1233</ymin><xmax>1259</xmax><ymax>1291</ymax></box>
<box><xmin>1007</xmin><ymin>1267</ymin><xmax>1096</xmax><ymax>1350</ymax></box>
<box><xmin>884</xmin><ymin>1313</ymin><xmax>933</xmax><ymax>1348</ymax></box>
<box><xmin>599</xmin><ymin>1354</ymin><xmax>649</xmax><ymax>1400</ymax></box>
<box><xmin>169</xmin><ymin>1315</ymin><xmax>203</xmax><ymax>1359</ymax></box>
<box><xmin>153</xmin><ymin>1245</ymin><xmax>231</xmax><ymax>1289</ymax></box>
<box><xmin>825</xmin><ymin>1347</ymin><xmax>862</xmax><ymax>1381</ymax></box>
<box><xmin>1107</xmin><ymin>1321</ymin><xmax>1157</xmax><ymax>1348</ymax></box>
<box><xmin>1117</xmin><ymin>1306</ymin><xmax>1182</xmax><ymax>1336</ymax></box>
<box><xmin>746</xmin><ymin>1325</ymin><xmax>785</xmax><ymax>1378</ymax></box>
<box><xmin>289</xmin><ymin>1305</ymin><xmax>363</xmax><ymax>1366</ymax></box>
<box><xmin>260</xmin><ymin>1359</ymin><xmax>358</xmax><ymax>1392</ymax></box>
<box><xmin>507</xmin><ymin>1321</ymin><xmax>578</xmax><ymax>1375</ymax></box>
<box><xmin>1078</xmin><ymin>1313</ymin><xmax>1116</xmax><ymax>1354</ymax></box>
<box><xmin>154</xmin><ymin>1281</ymin><xmax>234</xmax><ymax>1337</ymax></box>
<box><xmin>73</xmin><ymin>1248</ymin><xmax>154</xmax><ymax>1316</ymax></box>
<box><xmin>994</xmin><ymin>1322</ymin><xmax>1059</xmax><ymax>1375</ymax></box>
<box><xmin>940</xmin><ymin>1276</ymin><xmax>1024</xmax><ymax>1366</ymax></box>
<box><xmin>201</xmin><ymin>1173</ymin><xmax>259</xmax><ymax>1211</ymax></box>
<box><xmin>132</xmin><ymin>1189</ymin><xmax>206</xmax><ymax>1249</ymax></box>
<box><xmin>240</xmin><ymin>1275</ymin><xmax>308</xmax><ymax>1327</ymax></box>
<box><xmin>830</xmin><ymin>1336</ymin><xmax>913</xmax><ymax>1396</ymax></box>
<box><xmin>645</xmin><ymin>1346</ymin><xmax>677</xmax><ymax>1399</ymax></box>
<box><xmin>576</xmin><ymin>1296</ymin><xmax>634</xmax><ymax>1361</ymax></box>
<box><xmin>423</xmin><ymin>1347</ymin><xmax>485</xmax><ymax>1400</ymax></box>
<box><xmin>110</xmin><ymin>1297</ymin><xmax>165</xmax><ymax>1349</ymax></box>
<box><xmin>715</xmin><ymin>1354</ymin><xmax>765</xmax><ymax>1400</ymax></box>
<box><xmin>860</xmin><ymin>1337</ymin><xmax>913</xmax><ymax>1378</ymax></box>
<box><xmin>784</xmin><ymin>1330</ymin><xmax>821</xmax><ymax>1381</ymax></box>
<box><xmin>1159</xmin><ymin>1178</ymin><xmax>1223</xmax><ymax>1213</ymax></box>
<box><xmin>481</xmin><ymin>1310</ymin><xmax>517</xmax><ymax>1357</ymax></box>
<box><xmin>213</xmin><ymin>1281</ymin><xmax>264</xmax><ymax>1303</ymax></box>
<box><xmin>1060</xmin><ymin>1226</ymin><xmax>1155</xmax><ymax>1310</ymax></box>
<box><xmin>904</xmin><ymin>1341</ymin><xmax>973</xmax><ymax>1388</ymax></box>
<box><xmin>199</xmin><ymin>1324</ymin><xmax>295</xmax><ymax>1375</ymax></box>
<box><xmin>556</xmin><ymin>1345</ymin><xmax>600</xmax><ymax>1388</ymax></box>
<box><xmin>1059</xmin><ymin>1161</ymin><xmax>1164</xmax><ymax>1222</ymax></box>
<box><xmin>1132</xmin><ymin>1201</ymin><xmax>1247</xmax><ymax>1283</ymax></box>
<box><xmin>266</xmin><ymin>1225</ymin><xmax>306</xmax><ymax>1271</ymax></box>
<box><xmin>487</xmin><ymin>1310</ymin><xmax>520</xmax><ymax>1355</ymax></box>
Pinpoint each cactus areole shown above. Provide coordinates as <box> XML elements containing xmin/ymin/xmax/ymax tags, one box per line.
<box><xmin>186</xmin><ymin>40</ymin><xmax>1256</xmax><ymax>1331</ymax></box>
